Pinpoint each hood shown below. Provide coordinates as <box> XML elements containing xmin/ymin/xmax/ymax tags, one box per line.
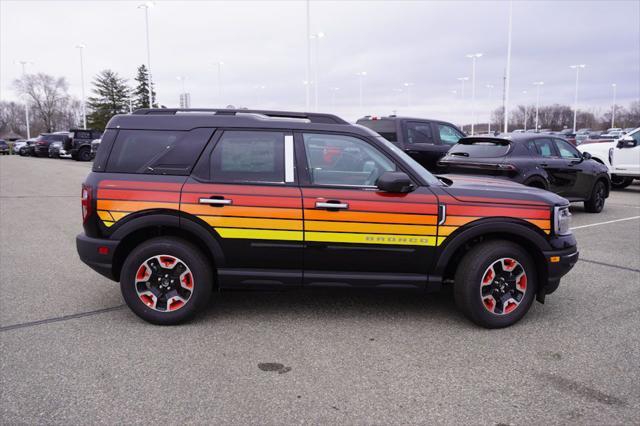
<box><xmin>439</xmin><ymin>174</ymin><xmax>568</xmax><ymax>206</ymax></box>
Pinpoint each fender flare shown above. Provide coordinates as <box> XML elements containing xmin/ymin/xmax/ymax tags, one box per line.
<box><xmin>434</xmin><ymin>218</ymin><xmax>552</xmax><ymax>278</ymax></box>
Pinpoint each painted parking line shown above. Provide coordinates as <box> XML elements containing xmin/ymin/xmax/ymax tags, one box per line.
<box><xmin>571</xmin><ymin>216</ymin><xmax>640</xmax><ymax>230</ymax></box>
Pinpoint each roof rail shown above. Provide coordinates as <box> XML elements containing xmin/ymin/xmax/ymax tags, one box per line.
<box><xmin>132</xmin><ymin>108</ymin><xmax>349</xmax><ymax>125</ymax></box>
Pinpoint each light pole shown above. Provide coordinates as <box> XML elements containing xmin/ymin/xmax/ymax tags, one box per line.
<box><xmin>522</xmin><ymin>90</ymin><xmax>528</xmax><ymax>131</ymax></box>
<box><xmin>17</xmin><ymin>60</ymin><xmax>32</xmax><ymax>139</ymax></box>
<box><xmin>311</xmin><ymin>32</ymin><xmax>325</xmax><ymax>111</ymax></box>
<box><xmin>138</xmin><ymin>2</ymin><xmax>154</xmax><ymax>108</ymax></box>
<box><xmin>403</xmin><ymin>82</ymin><xmax>414</xmax><ymax>107</ymax></box>
<box><xmin>457</xmin><ymin>77</ymin><xmax>469</xmax><ymax>98</ymax></box>
<box><xmin>611</xmin><ymin>83</ymin><xmax>617</xmax><ymax>128</ymax></box>
<box><xmin>532</xmin><ymin>81</ymin><xmax>544</xmax><ymax>132</ymax></box>
<box><xmin>76</xmin><ymin>44</ymin><xmax>87</xmax><ymax>129</ymax></box>
<box><xmin>466</xmin><ymin>53</ymin><xmax>483</xmax><ymax>135</ymax></box>
<box><xmin>356</xmin><ymin>71</ymin><xmax>367</xmax><ymax>109</ymax></box>
<box><xmin>330</xmin><ymin>87</ymin><xmax>339</xmax><ymax>108</ymax></box>
<box><xmin>176</xmin><ymin>76</ymin><xmax>186</xmax><ymax>107</ymax></box>
<box><xmin>212</xmin><ymin>61</ymin><xmax>224</xmax><ymax>104</ymax></box>
<box><xmin>486</xmin><ymin>84</ymin><xmax>494</xmax><ymax>134</ymax></box>
<box><xmin>305</xmin><ymin>0</ymin><xmax>311</xmax><ymax>110</ymax></box>
<box><xmin>569</xmin><ymin>64</ymin><xmax>586</xmax><ymax>132</ymax></box>
<box><xmin>504</xmin><ymin>0</ymin><xmax>513</xmax><ymax>133</ymax></box>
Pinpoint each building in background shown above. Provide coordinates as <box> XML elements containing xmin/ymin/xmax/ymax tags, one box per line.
<box><xmin>179</xmin><ymin>93</ymin><xmax>191</xmax><ymax>108</ymax></box>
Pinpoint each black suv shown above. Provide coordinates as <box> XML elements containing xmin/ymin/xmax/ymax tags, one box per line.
<box><xmin>64</xmin><ymin>128</ymin><xmax>103</xmax><ymax>161</ymax></box>
<box><xmin>33</xmin><ymin>133</ymin><xmax>70</xmax><ymax>157</ymax></box>
<box><xmin>77</xmin><ymin>109</ymin><xmax>578</xmax><ymax>328</ymax></box>
<box><xmin>438</xmin><ymin>134</ymin><xmax>611</xmax><ymax>213</ymax></box>
<box><xmin>356</xmin><ymin>115</ymin><xmax>465</xmax><ymax>171</ymax></box>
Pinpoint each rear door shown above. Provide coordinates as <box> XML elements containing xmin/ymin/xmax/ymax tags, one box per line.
<box><xmin>552</xmin><ymin>138</ymin><xmax>591</xmax><ymax>199</ymax></box>
<box><xmin>180</xmin><ymin>129</ymin><xmax>303</xmax><ymax>287</ymax></box>
<box><xmin>530</xmin><ymin>138</ymin><xmax>570</xmax><ymax>195</ymax></box>
<box><xmin>297</xmin><ymin>132</ymin><xmax>439</xmax><ymax>288</ymax></box>
<box><xmin>401</xmin><ymin>120</ymin><xmax>443</xmax><ymax>171</ymax></box>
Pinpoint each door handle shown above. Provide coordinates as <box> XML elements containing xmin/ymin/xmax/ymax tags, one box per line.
<box><xmin>199</xmin><ymin>197</ymin><xmax>232</xmax><ymax>206</ymax></box>
<box><xmin>540</xmin><ymin>163</ymin><xmax>549</xmax><ymax>167</ymax></box>
<box><xmin>315</xmin><ymin>200</ymin><xmax>349</xmax><ymax>210</ymax></box>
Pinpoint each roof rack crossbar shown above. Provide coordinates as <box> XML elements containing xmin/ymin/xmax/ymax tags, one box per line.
<box><xmin>132</xmin><ymin>108</ymin><xmax>349</xmax><ymax>124</ymax></box>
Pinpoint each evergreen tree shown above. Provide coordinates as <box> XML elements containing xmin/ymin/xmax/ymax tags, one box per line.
<box><xmin>133</xmin><ymin>64</ymin><xmax>157</xmax><ymax>109</ymax></box>
<box><xmin>87</xmin><ymin>70</ymin><xmax>130</xmax><ymax>130</ymax></box>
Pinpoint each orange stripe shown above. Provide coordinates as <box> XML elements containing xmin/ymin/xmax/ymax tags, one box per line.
<box><xmin>182</xmin><ymin>204</ymin><xmax>303</xmax><ymax>219</ymax></box>
<box><xmin>303</xmin><ymin>188</ymin><xmax>437</xmax><ymax>203</ymax></box>
<box><xmin>98</xmin><ymin>189</ymin><xmax>180</xmax><ymax>203</ymax></box>
<box><xmin>304</xmin><ymin>209</ymin><xmax>437</xmax><ymax>225</ymax></box>
<box><xmin>181</xmin><ymin>194</ymin><xmax>301</xmax><ymax>208</ymax></box>
<box><xmin>99</xmin><ymin>180</ymin><xmax>183</xmax><ymax>191</ymax></box>
<box><xmin>305</xmin><ymin>220</ymin><xmax>438</xmax><ymax>235</ymax></box>
<box><xmin>198</xmin><ymin>216</ymin><xmax>303</xmax><ymax>230</ymax></box>
<box><xmin>447</xmin><ymin>204</ymin><xmax>550</xmax><ymax>219</ymax></box>
<box><xmin>303</xmin><ymin>198</ymin><xmax>438</xmax><ymax>214</ymax></box>
<box><xmin>97</xmin><ymin>200</ymin><xmax>179</xmax><ymax>212</ymax></box>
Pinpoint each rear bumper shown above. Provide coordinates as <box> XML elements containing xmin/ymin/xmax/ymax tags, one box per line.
<box><xmin>76</xmin><ymin>233</ymin><xmax>120</xmax><ymax>281</ymax></box>
<box><xmin>541</xmin><ymin>245</ymin><xmax>579</xmax><ymax>296</ymax></box>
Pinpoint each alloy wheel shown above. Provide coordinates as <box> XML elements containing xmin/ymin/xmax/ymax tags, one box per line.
<box><xmin>480</xmin><ymin>257</ymin><xmax>528</xmax><ymax>315</ymax></box>
<box><xmin>134</xmin><ymin>255</ymin><xmax>194</xmax><ymax>312</ymax></box>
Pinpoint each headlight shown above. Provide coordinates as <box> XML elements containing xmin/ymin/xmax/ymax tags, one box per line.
<box><xmin>554</xmin><ymin>206</ymin><xmax>572</xmax><ymax>236</ymax></box>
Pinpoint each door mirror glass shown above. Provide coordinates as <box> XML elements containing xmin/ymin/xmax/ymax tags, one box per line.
<box><xmin>617</xmin><ymin>137</ymin><xmax>637</xmax><ymax>148</ymax></box>
<box><xmin>376</xmin><ymin>171</ymin><xmax>414</xmax><ymax>193</ymax></box>
<box><xmin>582</xmin><ymin>151</ymin><xmax>592</xmax><ymax>160</ymax></box>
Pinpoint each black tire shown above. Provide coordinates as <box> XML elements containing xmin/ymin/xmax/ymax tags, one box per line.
<box><xmin>610</xmin><ymin>175</ymin><xmax>634</xmax><ymax>189</ymax></box>
<box><xmin>524</xmin><ymin>178</ymin><xmax>547</xmax><ymax>190</ymax></box>
<box><xmin>584</xmin><ymin>180</ymin><xmax>606</xmax><ymax>213</ymax></box>
<box><xmin>120</xmin><ymin>237</ymin><xmax>213</xmax><ymax>325</ymax></box>
<box><xmin>454</xmin><ymin>240</ymin><xmax>537</xmax><ymax>329</ymax></box>
<box><xmin>78</xmin><ymin>147</ymin><xmax>91</xmax><ymax>161</ymax></box>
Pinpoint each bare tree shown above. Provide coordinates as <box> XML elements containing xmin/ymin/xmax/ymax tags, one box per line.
<box><xmin>13</xmin><ymin>73</ymin><xmax>71</xmax><ymax>132</ymax></box>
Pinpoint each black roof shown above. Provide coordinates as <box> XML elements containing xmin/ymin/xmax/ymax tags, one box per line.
<box><xmin>108</xmin><ymin>108</ymin><xmax>374</xmax><ymax>135</ymax></box>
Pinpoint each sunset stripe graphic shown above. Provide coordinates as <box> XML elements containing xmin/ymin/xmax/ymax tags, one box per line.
<box><xmin>96</xmin><ymin>181</ymin><xmax>552</xmax><ymax>244</ymax></box>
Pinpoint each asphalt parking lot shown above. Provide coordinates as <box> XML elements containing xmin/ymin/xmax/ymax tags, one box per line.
<box><xmin>1</xmin><ymin>155</ymin><xmax>639</xmax><ymax>425</ymax></box>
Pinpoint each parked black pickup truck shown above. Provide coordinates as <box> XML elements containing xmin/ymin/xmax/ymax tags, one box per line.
<box><xmin>356</xmin><ymin>115</ymin><xmax>466</xmax><ymax>172</ymax></box>
<box><xmin>63</xmin><ymin>128</ymin><xmax>103</xmax><ymax>161</ymax></box>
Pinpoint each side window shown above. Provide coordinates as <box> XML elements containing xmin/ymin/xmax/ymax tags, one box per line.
<box><xmin>554</xmin><ymin>139</ymin><xmax>580</xmax><ymax>159</ymax></box>
<box><xmin>533</xmin><ymin>139</ymin><xmax>556</xmax><ymax>158</ymax></box>
<box><xmin>438</xmin><ymin>124</ymin><xmax>464</xmax><ymax>145</ymax></box>
<box><xmin>405</xmin><ymin>121</ymin><xmax>434</xmax><ymax>144</ymax></box>
<box><xmin>106</xmin><ymin>129</ymin><xmax>211</xmax><ymax>175</ymax></box>
<box><xmin>210</xmin><ymin>131</ymin><xmax>285</xmax><ymax>183</ymax></box>
<box><xmin>303</xmin><ymin>133</ymin><xmax>396</xmax><ymax>187</ymax></box>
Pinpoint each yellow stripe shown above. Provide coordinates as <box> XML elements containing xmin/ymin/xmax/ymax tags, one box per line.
<box><xmin>305</xmin><ymin>220</ymin><xmax>437</xmax><ymax>236</ymax></box>
<box><xmin>305</xmin><ymin>231</ymin><xmax>437</xmax><ymax>246</ymax></box>
<box><xmin>97</xmin><ymin>210</ymin><xmax>114</xmax><ymax>221</ymax></box>
<box><xmin>215</xmin><ymin>228</ymin><xmax>303</xmax><ymax>241</ymax></box>
<box><xmin>103</xmin><ymin>221</ymin><xmax>114</xmax><ymax>228</ymax></box>
<box><xmin>110</xmin><ymin>211</ymin><xmax>129</xmax><ymax>221</ymax></box>
<box><xmin>201</xmin><ymin>216</ymin><xmax>302</xmax><ymax>231</ymax></box>
<box><xmin>437</xmin><ymin>236</ymin><xmax>447</xmax><ymax>246</ymax></box>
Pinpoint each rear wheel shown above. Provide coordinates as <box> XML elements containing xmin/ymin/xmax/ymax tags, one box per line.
<box><xmin>78</xmin><ymin>147</ymin><xmax>91</xmax><ymax>161</ymax></box>
<box><xmin>610</xmin><ymin>175</ymin><xmax>633</xmax><ymax>189</ymax></box>
<box><xmin>120</xmin><ymin>237</ymin><xmax>213</xmax><ymax>325</ymax></box>
<box><xmin>584</xmin><ymin>180</ymin><xmax>606</xmax><ymax>213</ymax></box>
<box><xmin>454</xmin><ymin>240</ymin><xmax>537</xmax><ymax>328</ymax></box>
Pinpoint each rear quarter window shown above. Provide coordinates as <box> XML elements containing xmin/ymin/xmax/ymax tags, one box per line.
<box><xmin>356</xmin><ymin>119</ymin><xmax>398</xmax><ymax>143</ymax></box>
<box><xmin>105</xmin><ymin>128</ymin><xmax>213</xmax><ymax>175</ymax></box>
<box><xmin>448</xmin><ymin>139</ymin><xmax>511</xmax><ymax>158</ymax></box>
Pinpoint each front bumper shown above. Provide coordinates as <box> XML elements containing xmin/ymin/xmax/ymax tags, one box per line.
<box><xmin>540</xmin><ymin>244</ymin><xmax>579</xmax><ymax>298</ymax></box>
<box><xmin>76</xmin><ymin>233</ymin><xmax>120</xmax><ymax>281</ymax></box>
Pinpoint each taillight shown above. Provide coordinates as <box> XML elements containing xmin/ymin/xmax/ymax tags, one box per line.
<box><xmin>81</xmin><ymin>183</ymin><xmax>93</xmax><ymax>223</ymax></box>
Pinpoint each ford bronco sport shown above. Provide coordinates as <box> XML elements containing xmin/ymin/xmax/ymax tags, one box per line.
<box><xmin>77</xmin><ymin>109</ymin><xmax>578</xmax><ymax>328</ymax></box>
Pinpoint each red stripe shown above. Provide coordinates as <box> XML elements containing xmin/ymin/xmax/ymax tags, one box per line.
<box><xmin>303</xmin><ymin>198</ymin><xmax>438</xmax><ymax>214</ymax></box>
<box><xmin>99</xmin><ymin>180</ymin><xmax>183</xmax><ymax>191</ymax></box>
<box><xmin>447</xmin><ymin>204</ymin><xmax>551</xmax><ymax>219</ymax></box>
<box><xmin>302</xmin><ymin>188</ymin><xmax>437</xmax><ymax>203</ymax></box>
<box><xmin>98</xmin><ymin>189</ymin><xmax>180</xmax><ymax>203</ymax></box>
<box><xmin>181</xmin><ymin>193</ymin><xmax>302</xmax><ymax>208</ymax></box>
<box><xmin>182</xmin><ymin>183</ymin><xmax>301</xmax><ymax>197</ymax></box>
<box><xmin>439</xmin><ymin>194</ymin><xmax>549</xmax><ymax>206</ymax></box>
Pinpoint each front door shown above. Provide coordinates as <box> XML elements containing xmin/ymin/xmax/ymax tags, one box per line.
<box><xmin>181</xmin><ymin>130</ymin><xmax>303</xmax><ymax>287</ymax></box>
<box><xmin>613</xmin><ymin>131</ymin><xmax>640</xmax><ymax>176</ymax></box>
<box><xmin>297</xmin><ymin>132</ymin><xmax>440</xmax><ymax>288</ymax></box>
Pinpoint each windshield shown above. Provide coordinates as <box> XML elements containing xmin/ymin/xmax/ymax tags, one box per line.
<box><xmin>377</xmin><ymin>136</ymin><xmax>441</xmax><ymax>186</ymax></box>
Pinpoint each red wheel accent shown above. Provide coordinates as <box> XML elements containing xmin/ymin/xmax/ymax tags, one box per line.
<box><xmin>482</xmin><ymin>268</ymin><xmax>494</xmax><ymax>285</ymax></box>
<box><xmin>479</xmin><ymin>257</ymin><xmax>528</xmax><ymax>315</ymax></box>
<box><xmin>134</xmin><ymin>255</ymin><xmax>194</xmax><ymax>313</ymax></box>
<box><xmin>504</xmin><ymin>301</ymin><xmax>518</xmax><ymax>314</ymax></box>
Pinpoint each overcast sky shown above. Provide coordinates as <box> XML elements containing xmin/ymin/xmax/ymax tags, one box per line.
<box><xmin>1</xmin><ymin>0</ymin><xmax>639</xmax><ymax>123</ymax></box>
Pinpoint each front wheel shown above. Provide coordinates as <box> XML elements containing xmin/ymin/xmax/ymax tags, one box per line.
<box><xmin>584</xmin><ymin>180</ymin><xmax>606</xmax><ymax>213</ymax></box>
<box><xmin>120</xmin><ymin>237</ymin><xmax>213</xmax><ymax>325</ymax></box>
<box><xmin>78</xmin><ymin>147</ymin><xmax>91</xmax><ymax>161</ymax></box>
<box><xmin>610</xmin><ymin>175</ymin><xmax>633</xmax><ymax>189</ymax></box>
<box><xmin>454</xmin><ymin>240</ymin><xmax>537</xmax><ymax>328</ymax></box>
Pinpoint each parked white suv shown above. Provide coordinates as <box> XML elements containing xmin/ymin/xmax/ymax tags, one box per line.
<box><xmin>578</xmin><ymin>127</ymin><xmax>640</xmax><ymax>189</ymax></box>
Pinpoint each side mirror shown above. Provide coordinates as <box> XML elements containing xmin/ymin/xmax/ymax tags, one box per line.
<box><xmin>376</xmin><ymin>171</ymin><xmax>415</xmax><ymax>193</ymax></box>
<box><xmin>582</xmin><ymin>151</ymin><xmax>591</xmax><ymax>160</ymax></box>
<box><xmin>617</xmin><ymin>137</ymin><xmax>637</xmax><ymax>148</ymax></box>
